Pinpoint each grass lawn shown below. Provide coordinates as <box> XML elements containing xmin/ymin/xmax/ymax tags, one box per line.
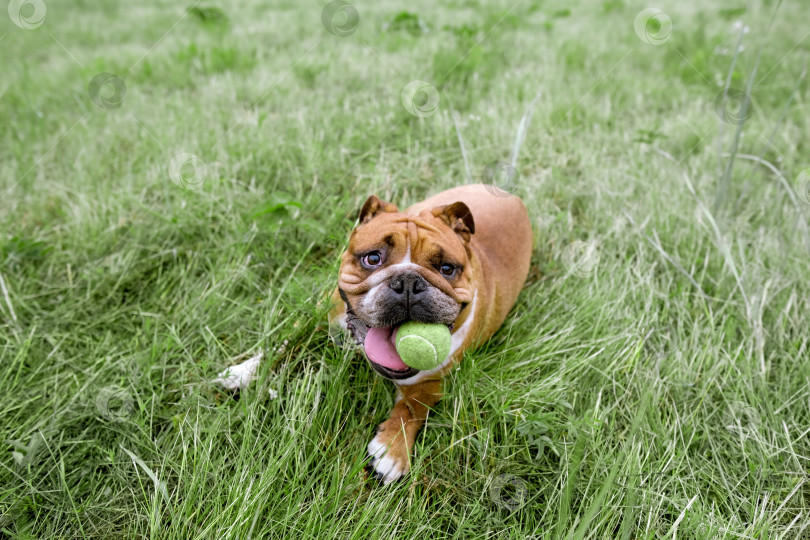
<box><xmin>2</xmin><ymin>0</ymin><xmax>810</xmax><ymax>537</ymax></box>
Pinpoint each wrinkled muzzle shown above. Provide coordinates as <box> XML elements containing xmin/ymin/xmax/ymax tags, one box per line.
<box><xmin>354</xmin><ymin>271</ymin><xmax>460</xmax><ymax>329</ymax></box>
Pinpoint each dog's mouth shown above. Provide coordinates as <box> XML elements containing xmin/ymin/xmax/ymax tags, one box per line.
<box><xmin>359</xmin><ymin>322</ymin><xmax>453</xmax><ymax>380</ymax></box>
<box><xmin>340</xmin><ymin>294</ymin><xmax>454</xmax><ymax>380</ymax></box>
<box><xmin>364</xmin><ymin>325</ymin><xmax>414</xmax><ymax>377</ymax></box>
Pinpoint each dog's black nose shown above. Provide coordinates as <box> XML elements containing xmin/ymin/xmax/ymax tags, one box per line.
<box><xmin>389</xmin><ymin>273</ymin><xmax>427</xmax><ymax>295</ymax></box>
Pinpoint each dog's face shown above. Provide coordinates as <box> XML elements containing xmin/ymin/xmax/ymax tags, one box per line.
<box><xmin>338</xmin><ymin>195</ymin><xmax>475</xmax><ymax>379</ymax></box>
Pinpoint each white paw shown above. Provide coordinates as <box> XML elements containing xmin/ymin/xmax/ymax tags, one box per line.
<box><xmin>367</xmin><ymin>434</ymin><xmax>407</xmax><ymax>485</ymax></box>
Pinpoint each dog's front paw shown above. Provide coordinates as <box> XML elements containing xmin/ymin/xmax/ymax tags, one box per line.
<box><xmin>366</xmin><ymin>432</ymin><xmax>409</xmax><ymax>485</ymax></box>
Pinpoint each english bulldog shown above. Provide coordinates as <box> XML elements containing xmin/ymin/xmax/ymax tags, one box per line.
<box><xmin>330</xmin><ymin>184</ymin><xmax>532</xmax><ymax>484</ymax></box>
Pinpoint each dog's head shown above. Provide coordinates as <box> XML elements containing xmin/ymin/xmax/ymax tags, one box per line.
<box><xmin>338</xmin><ymin>195</ymin><xmax>475</xmax><ymax>379</ymax></box>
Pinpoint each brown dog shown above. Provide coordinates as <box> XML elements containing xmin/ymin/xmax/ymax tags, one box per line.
<box><xmin>329</xmin><ymin>184</ymin><xmax>532</xmax><ymax>483</ymax></box>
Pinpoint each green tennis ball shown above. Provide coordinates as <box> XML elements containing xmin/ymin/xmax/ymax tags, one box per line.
<box><xmin>395</xmin><ymin>322</ymin><xmax>452</xmax><ymax>371</ymax></box>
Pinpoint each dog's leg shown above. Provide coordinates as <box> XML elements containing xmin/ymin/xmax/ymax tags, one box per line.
<box><xmin>366</xmin><ymin>379</ymin><xmax>442</xmax><ymax>484</ymax></box>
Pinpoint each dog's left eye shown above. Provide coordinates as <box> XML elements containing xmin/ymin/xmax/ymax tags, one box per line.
<box><xmin>361</xmin><ymin>251</ymin><xmax>383</xmax><ymax>268</ymax></box>
<box><xmin>439</xmin><ymin>263</ymin><xmax>456</xmax><ymax>277</ymax></box>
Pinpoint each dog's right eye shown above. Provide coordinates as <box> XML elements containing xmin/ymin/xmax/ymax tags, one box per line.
<box><xmin>361</xmin><ymin>251</ymin><xmax>383</xmax><ymax>269</ymax></box>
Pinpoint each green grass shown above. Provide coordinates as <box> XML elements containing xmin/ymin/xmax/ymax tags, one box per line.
<box><xmin>2</xmin><ymin>0</ymin><xmax>810</xmax><ymax>537</ymax></box>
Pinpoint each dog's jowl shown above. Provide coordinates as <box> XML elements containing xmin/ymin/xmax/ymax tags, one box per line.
<box><xmin>330</xmin><ymin>184</ymin><xmax>532</xmax><ymax>484</ymax></box>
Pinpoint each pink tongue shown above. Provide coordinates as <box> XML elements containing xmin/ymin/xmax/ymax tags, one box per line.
<box><xmin>364</xmin><ymin>326</ymin><xmax>409</xmax><ymax>371</ymax></box>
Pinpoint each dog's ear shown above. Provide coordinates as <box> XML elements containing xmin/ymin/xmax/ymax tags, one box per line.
<box><xmin>431</xmin><ymin>202</ymin><xmax>475</xmax><ymax>242</ymax></box>
<box><xmin>358</xmin><ymin>195</ymin><xmax>398</xmax><ymax>224</ymax></box>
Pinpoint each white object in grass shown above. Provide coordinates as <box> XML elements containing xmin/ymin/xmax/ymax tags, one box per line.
<box><xmin>212</xmin><ymin>351</ymin><xmax>263</xmax><ymax>389</ymax></box>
